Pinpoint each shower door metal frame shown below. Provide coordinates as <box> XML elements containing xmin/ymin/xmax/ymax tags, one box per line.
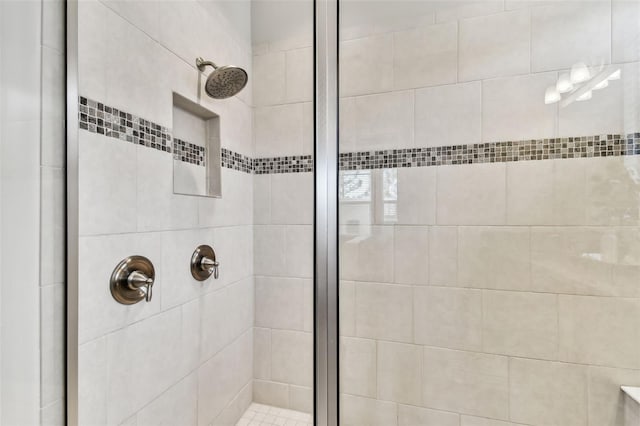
<box><xmin>314</xmin><ymin>0</ymin><xmax>339</xmax><ymax>425</ymax></box>
<box><xmin>66</xmin><ymin>0</ymin><xmax>80</xmax><ymax>424</ymax></box>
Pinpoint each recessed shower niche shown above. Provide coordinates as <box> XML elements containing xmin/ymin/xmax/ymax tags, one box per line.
<box><xmin>172</xmin><ymin>93</ymin><xmax>221</xmax><ymax>197</ymax></box>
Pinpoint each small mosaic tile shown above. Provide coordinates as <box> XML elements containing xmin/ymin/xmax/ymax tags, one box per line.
<box><xmin>79</xmin><ymin>95</ymin><xmax>640</xmax><ymax>176</ymax></box>
<box><xmin>78</xmin><ymin>96</ymin><xmax>172</xmax><ymax>153</ymax></box>
<box><xmin>173</xmin><ymin>138</ymin><xmax>206</xmax><ymax>166</ymax></box>
<box><xmin>222</xmin><ymin>148</ymin><xmax>253</xmax><ymax>173</ymax></box>
<box><xmin>253</xmin><ymin>155</ymin><xmax>314</xmax><ymax>174</ymax></box>
<box><xmin>338</xmin><ymin>134</ymin><xmax>640</xmax><ymax>170</ymax></box>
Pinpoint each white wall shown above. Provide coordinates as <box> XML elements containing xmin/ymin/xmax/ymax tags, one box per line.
<box><xmin>76</xmin><ymin>1</ymin><xmax>254</xmax><ymax>424</ymax></box>
<box><xmin>0</xmin><ymin>0</ymin><xmax>65</xmax><ymax>424</ymax></box>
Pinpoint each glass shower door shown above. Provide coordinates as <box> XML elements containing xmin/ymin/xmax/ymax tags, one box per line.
<box><xmin>338</xmin><ymin>1</ymin><xmax>640</xmax><ymax>425</ymax></box>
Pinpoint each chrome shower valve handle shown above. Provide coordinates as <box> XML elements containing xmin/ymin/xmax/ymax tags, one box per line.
<box><xmin>200</xmin><ymin>256</ymin><xmax>219</xmax><ymax>280</ymax></box>
<box><xmin>110</xmin><ymin>256</ymin><xmax>156</xmax><ymax>305</ymax></box>
<box><xmin>191</xmin><ymin>245</ymin><xmax>220</xmax><ymax>281</ymax></box>
<box><xmin>127</xmin><ymin>270</ymin><xmax>154</xmax><ymax>302</ymax></box>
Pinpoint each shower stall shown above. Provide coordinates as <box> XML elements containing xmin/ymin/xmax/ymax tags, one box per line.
<box><xmin>2</xmin><ymin>0</ymin><xmax>640</xmax><ymax>425</ymax></box>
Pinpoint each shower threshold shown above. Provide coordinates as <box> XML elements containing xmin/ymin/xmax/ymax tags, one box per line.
<box><xmin>236</xmin><ymin>403</ymin><xmax>312</xmax><ymax>426</ymax></box>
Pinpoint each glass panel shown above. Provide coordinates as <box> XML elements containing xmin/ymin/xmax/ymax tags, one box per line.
<box><xmin>339</xmin><ymin>1</ymin><xmax>640</xmax><ymax>425</ymax></box>
<box><xmin>75</xmin><ymin>1</ymin><xmax>314</xmax><ymax>424</ymax></box>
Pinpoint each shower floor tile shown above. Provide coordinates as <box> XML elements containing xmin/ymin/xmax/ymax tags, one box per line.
<box><xmin>235</xmin><ymin>403</ymin><xmax>312</xmax><ymax>426</ymax></box>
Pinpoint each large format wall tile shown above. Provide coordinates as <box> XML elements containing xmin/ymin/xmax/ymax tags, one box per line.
<box><xmin>398</xmin><ymin>404</ymin><xmax>460</xmax><ymax>426</ymax></box>
<box><xmin>393</xmin><ymin>226</ymin><xmax>429</xmax><ymax>285</ymax></box>
<box><xmin>458</xmin><ymin>226</ymin><xmax>530</xmax><ymax>290</ymax></box>
<box><xmin>459</xmin><ymin>10</ymin><xmax>530</xmax><ymax>81</ymax></box>
<box><xmin>509</xmin><ymin>358</ymin><xmax>588</xmax><ymax>426</ymax></box>
<box><xmin>354</xmin><ymin>91</ymin><xmax>414</xmax><ymax>151</ymax></box>
<box><xmin>482</xmin><ymin>73</ymin><xmax>558</xmax><ymax>142</ymax></box>
<box><xmin>393</xmin><ymin>22</ymin><xmax>457</xmax><ymax>90</ymax></box>
<box><xmin>340</xmin><ymin>337</ymin><xmax>377</xmax><ymax>398</ymax></box>
<box><xmin>588</xmin><ymin>366</ymin><xmax>640</xmax><ymax>426</ymax></box>
<box><xmin>415</xmin><ymin>81</ymin><xmax>482</xmax><ymax>147</ymax></box>
<box><xmin>270</xmin><ymin>330</ymin><xmax>313</xmax><ymax>387</ymax></box>
<box><xmin>437</xmin><ymin>163</ymin><xmax>507</xmax><ymax>225</ymax></box>
<box><xmin>482</xmin><ymin>290</ymin><xmax>559</xmax><ymax>360</ymax></box>
<box><xmin>414</xmin><ymin>286</ymin><xmax>482</xmax><ymax>351</ymax></box>
<box><xmin>422</xmin><ymin>347</ymin><xmax>509</xmax><ymax>420</ymax></box>
<box><xmin>531</xmin><ymin>1</ymin><xmax>611</xmax><ymax>73</ymax></box>
<box><xmin>340</xmin><ymin>34</ymin><xmax>393</xmax><ymax>96</ymax></box>
<box><xmin>355</xmin><ymin>282</ymin><xmax>413</xmax><ymax>343</ymax></box>
<box><xmin>253</xmin><ymin>51</ymin><xmax>286</xmax><ymax>107</ymax></box>
<box><xmin>254</xmin><ymin>104</ymin><xmax>305</xmax><ymax>157</ymax></box>
<box><xmin>613</xmin><ymin>0</ymin><xmax>640</xmax><ymax>63</ymax></box>
<box><xmin>376</xmin><ymin>341</ymin><xmax>422</xmax><ymax>405</ymax></box>
<box><xmin>559</xmin><ymin>295</ymin><xmax>640</xmax><ymax>369</ymax></box>
<box><xmin>255</xmin><ymin>276</ymin><xmax>306</xmax><ymax>331</ymax></box>
<box><xmin>340</xmin><ymin>395</ymin><xmax>398</xmax><ymax>426</ymax></box>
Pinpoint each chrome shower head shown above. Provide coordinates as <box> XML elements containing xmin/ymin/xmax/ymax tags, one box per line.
<box><xmin>196</xmin><ymin>57</ymin><xmax>248</xmax><ymax>99</ymax></box>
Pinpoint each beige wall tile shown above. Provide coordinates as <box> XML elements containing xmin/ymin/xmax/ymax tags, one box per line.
<box><xmin>414</xmin><ymin>286</ymin><xmax>482</xmax><ymax>351</ymax></box>
<box><xmin>429</xmin><ymin>226</ymin><xmax>458</xmax><ymax>286</ymax></box>
<box><xmin>506</xmin><ymin>160</ymin><xmax>554</xmax><ymax>225</ymax></box>
<box><xmin>341</xmin><ymin>225</ymin><xmax>395</xmax><ymax>283</ymax></box>
<box><xmin>289</xmin><ymin>385</ymin><xmax>313</xmax><ymax>414</ymax></box>
<box><xmin>559</xmin><ymin>295</ymin><xmax>640</xmax><ymax>369</ymax></box>
<box><xmin>377</xmin><ymin>341</ymin><xmax>422</xmax><ymax>405</ymax></box>
<box><xmin>340</xmin><ymin>337</ymin><xmax>377</xmax><ymax>398</ymax></box>
<box><xmin>270</xmin><ymin>173</ymin><xmax>313</xmax><ymax>225</ymax></box>
<box><xmin>341</xmin><ymin>395</ymin><xmax>397</xmax><ymax>426</ymax></box>
<box><xmin>482</xmin><ymin>290</ymin><xmax>559</xmax><ymax>359</ymax></box>
<box><xmin>509</xmin><ymin>358</ymin><xmax>588</xmax><ymax>426</ymax></box>
<box><xmin>254</xmin><ymin>104</ymin><xmax>304</xmax><ymax>157</ymax></box>
<box><xmin>586</xmin><ymin>156</ymin><xmax>640</xmax><ymax>226</ymax></box>
<box><xmin>458</xmin><ymin>227</ymin><xmax>530</xmax><ymax>291</ymax></box>
<box><xmin>397</xmin><ymin>167</ymin><xmax>437</xmax><ymax>225</ymax></box>
<box><xmin>253</xmin><ymin>380</ymin><xmax>289</xmax><ymax>408</ymax></box>
<box><xmin>459</xmin><ymin>10</ymin><xmax>530</xmax><ymax>81</ymax></box>
<box><xmin>252</xmin><ymin>51</ymin><xmax>285</xmax><ymax>106</ymax></box>
<box><xmin>437</xmin><ymin>163</ymin><xmax>507</xmax><ymax>225</ymax></box>
<box><xmin>398</xmin><ymin>404</ymin><xmax>460</xmax><ymax>426</ymax></box>
<box><xmin>415</xmin><ymin>81</ymin><xmax>482</xmax><ymax>147</ymax></box>
<box><xmin>436</xmin><ymin>1</ymin><xmax>504</xmax><ymax>23</ymax></box>
<box><xmin>255</xmin><ymin>277</ymin><xmax>305</xmax><ymax>331</ymax></box>
<box><xmin>531</xmin><ymin>227</ymin><xmax>640</xmax><ymax>297</ymax></box>
<box><xmin>340</xmin><ymin>281</ymin><xmax>357</xmax><ymax>337</ymax></box>
<box><xmin>394</xmin><ymin>226</ymin><xmax>429</xmax><ymax>285</ymax></box>
<box><xmin>354</xmin><ymin>91</ymin><xmax>414</xmax><ymax>151</ymax></box>
<box><xmin>254</xmin><ymin>225</ymin><xmax>286</xmax><ymax>276</ymax></box>
<box><xmin>461</xmin><ymin>416</ymin><xmax>526</xmax><ymax>426</ymax></box>
<box><xmin>482</xmin><ymin>73</ymin><xmax>558</xmax><ymax>142</ymax></box>
<box><xmin>340</xmin><ymin>34</ymin><xmax>393</xmax><ymax>97</ymax></box>
<box><xmin>613</xmin><ymin>0</ymin><xmax>640</xmax><ymax>63</ymax></box>
<box><xmin>589</xmin><ymin>366</ymin><xmax>640</xmax><ymax>426</ymax></box>
<box><xmin>422</xmin><ymin>347</ymin><xmax>509</xmax><ymax>420</ymax></box>
<box><xmin>355</xmin><ymin>282</ymin><xmax>413</xmax><ymax>343</ymax></box>
<box><xmin>393</xmin><ymin>22</ymin><xmax>457</xmax><ymax>90</ymax></box>
<box><xmin>270</xmin><ymin>330</ymin><xmax>313</xmax><ymax>387</ymax></box>
<box><xmin>285</xmin><ymin>47</ymin><xmax>313</xmax><ymax>103</ymax></box>
<box><xmin>253</xmin><ymin>175</ymin><xmax>271</xmax><ymax>225</ymax></box>
<box><xmin>253</xmin><ymin>328</ymin><xmax>271</xmax><ymax>380</ymax></box>
<box><xmin>531</xmin><ymin>1</ymin><xmax>611</xmax><ymax>72</ymax></box>
<box><xmin>285</xmin><ymin>225</ymin><xmax>313</xmax><ymax>278</ymax></box>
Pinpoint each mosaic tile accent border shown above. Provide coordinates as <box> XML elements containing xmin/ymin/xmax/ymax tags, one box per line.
<box><xmin>221</xmin><ymin>148</ymin><xmax>253</xmax><ymax>173</ymax></box>
<box><xmin>338</xmin><ymin>134</ymin><xmax>640</xmax><ymax>170</ymax></box>
<box><xmin>173</xmin><ymin>138</ymin><xmax>206</xmax><ymax>166</ymax></box>
<box><xmin>79</xmin><ymin>96</ymin><xmax>640</xmax><ymax>175</ymax></box>
<box><xmin>254</xmin><ymin>155</ymin><xmax>314</xmax><ymax>174</ymax></box>
<box><xmin>79</xmin><ymin>96</ymin><xmax>172</xmax><ymax>153</ymax></box>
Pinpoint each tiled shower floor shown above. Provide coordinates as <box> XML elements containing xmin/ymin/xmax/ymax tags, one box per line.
<box><xmin>235</xmin><ymin>403</ymin><xmax>313</xmax><ymax>426</ymax></box>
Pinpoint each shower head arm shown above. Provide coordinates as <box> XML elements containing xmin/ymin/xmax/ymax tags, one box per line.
<box><xmin>196</xmin><ymin>57</ymin><xmax>218</xmax><ymax>72</ymax></box>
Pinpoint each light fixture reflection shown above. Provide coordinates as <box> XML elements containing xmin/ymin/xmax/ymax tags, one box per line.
<box><xmin>608</xmin><ymin>69</ymin><xmax>621</xmax><ymax>80</ymax></box>
<box><xmin>570</xmin><ymin>62</ymin><xmax>591</xmax><ymax>84</ymax></box>
<box><xmin>576</xmin><ymin>91</ymin><xmax>593</xmax><ymax>101</ymax></box>
<box><xmin>593</xmin><ymin>79</ymin><xmax>609</xmax><ymax>90</ymax></box>
<box><xmin>556</xmin><ymin>73</ymin><xmax>574</xmax><ymax>93</ymax></box>
<box><xmin>545</xmin><ymin>86</ymin><xmax>561</xmax><ymax>104</ymax></box>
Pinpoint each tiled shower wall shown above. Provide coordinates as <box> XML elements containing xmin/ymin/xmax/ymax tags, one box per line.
<box><xmin>338</xmin><ymin>1</ymin><xmax>640</xmax><ymax>426</ymax></box>
<box><xmin>251</xmin><ymin>33</ymin><xmax>315</xmax><ymax>412</ymax></box>
<box><xmin>77</xmin><ymin>1</ymin><xmax>254</xmax><ymax>425</ymax></box>
<box><xmin>1</xmin><ymin>0</ymin><xmax>65</xmax><ymax>424</ymax></box>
